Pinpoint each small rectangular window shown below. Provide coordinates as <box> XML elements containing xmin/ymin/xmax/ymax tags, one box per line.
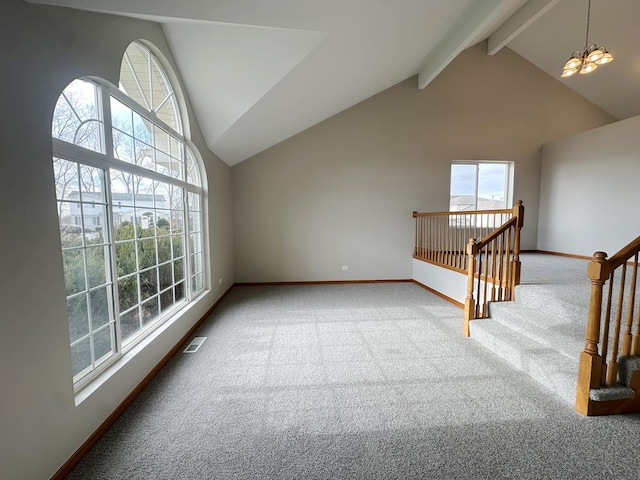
<box><xmin>449</xmin><ymin>161</ymin><xmax>512</xmax><ymax>212</ymax></box>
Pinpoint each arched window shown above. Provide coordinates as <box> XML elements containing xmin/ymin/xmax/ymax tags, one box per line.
<box><xmin>52</xmin><ymin>42</ymin><xmax>206</xmax><ymax>389</ymax></box>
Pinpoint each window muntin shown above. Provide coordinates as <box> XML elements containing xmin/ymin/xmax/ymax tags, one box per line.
<box><xmin>119</xmin><ymin>42</ymin><xmax>181</xmax><ymax>134</ymax></box>
<box><xmin>52</xmin><ymin>43</ymin><xmax>205</xmax><ymax>389</ymax></box>
<box><xmin>449</xmin><ymin>162</ymin><xmax>511</xmax><ymax>211</ymax></box>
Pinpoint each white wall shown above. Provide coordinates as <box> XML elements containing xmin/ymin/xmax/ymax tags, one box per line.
<box><xmin>412</xmin><ymin>260</ymin><xmax>467</xmax><ymax>305</ymax></box>
<box><xmin>232</xmin><ymin>43</ymin><xmax>614</xmax><ymax>282</ymax></box>
<box><xmin>537</xmin><ymin>115</ymin><xmax>640</xmax><ymax>257</ymax></box>
<box><xmin>0</xmin><ymin>1</ymin><xmax>233</xmax><ymax>478</ymax></box>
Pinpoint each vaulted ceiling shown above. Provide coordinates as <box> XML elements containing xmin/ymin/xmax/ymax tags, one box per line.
<box><xmin>28</xmin><ymin>0</ymin><xmax>640</xmax><ymax>165</ymax></box>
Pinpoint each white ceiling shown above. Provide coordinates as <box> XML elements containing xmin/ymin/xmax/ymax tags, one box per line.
<box><xmin>28</xmin><ymin>0</ymin><xmax>640</xmax><ymax>165</ymax></box>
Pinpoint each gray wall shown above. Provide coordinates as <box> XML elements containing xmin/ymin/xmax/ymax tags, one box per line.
<box><xmin>232</xmin><ymin>42</ymin><xmax>615</xmax><ymax>283</ymax></box>
<box><xmin>538</xmin><ymin>115</ymin><xmax>640</xmax><ymax>257</ymax></box>
<box><xmin>0</xmin><ymin>1</ymin><xmax>233</xmax><ymax>478</ymax></box>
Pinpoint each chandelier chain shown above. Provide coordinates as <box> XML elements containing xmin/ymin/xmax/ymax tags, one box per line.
<box><xmin>585</xmin><ymin>0</ymin><xmax>591</xmax><ymax>50</ymax></box>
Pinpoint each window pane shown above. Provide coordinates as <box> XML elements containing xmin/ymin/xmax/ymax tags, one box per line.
<box><xmin>133</xmin><ymin>176</ymin><xmax>155</xmax><ymax>201</ymax></box>
<box><xmin>156</xmin><ymin>95</ymin><xmax>180</xmax><ymax>133</ymax></box>
<box><xmin>478</xmin><ymin>163</ymin><xmax>507</xmax><ymax>209</ymax></box>
<box><xmin>157</xmin><ymin>236</ymin><xmax>172</xmax><ymax>264</ymax></box>
<box><xmin>137</xmin><ymin>238</ymin><xmax>156</xmax><ymax>270</ymax></box>
<box><xmin>188</xmin><ymin>192</ymin><xmax>201</xmax><ymax>213</ymax></box>
<box><xmin>90</xmin><ymin>287</ymin><xmax>110</xmax><ymax>330</ymax></box>
<box><xmin>71</xmin><ymin>337</ymin><xmax>92</xmax><ymax>378</ymax></box>
<box><xmin>140</xmin><ymin>268</ymin><xmax>158</xmax><ymax>300</ymax></box>
<box><xmin>110</xmin><ymin>170</ymin><xmax>134</xmax><ymax>199</ymax></box>
<box><xmin>169</xmin><ymin>136</ymin><xmax>182</xmax><ymax>161</ymax></box>
<box><xmin>120</xmin><ymin>308</ymin><xmax>140</xmax><ymax>342</ymax></box>
<box><xmin>93</xmin><ymin>325</ymin><xmax>114</xmax><ymax>364</ymax></box>
<box><xmin>159</xmin><ymin>262</ymin><xmax>173</xmax><ymax>290</ymax></box>
<box><xmin>53</xmin><ymin>158</ymin><xmax>80</xmax><ymax>201</ymax></box>
<box><xmin>141</xmin><ymin>297</ymin><xmax>159</xmax><ymax>326</ymax></box>
<box><xmin>132</xmin><ymin>111</ymin><xmax>152</xmax><ymax>144</ymax></box>
<box><xmin>137</xmin><ymin>209</ymin><xmax>156</xmax><ymax>237</ymax></box>
<box><xmin>112</xmin><ymin>130</ymin><xmax>135</xmax><ymax>163</ymax></box>
<box><xmin>68</xmin><ymin>294</ymin><xmax>89</xmax><ymax>343</ymax></box>
<box><xmin>189</xmin><ymin>211</ymin><xmax>202</xmax><ymax>233</ymax></box>
<box><xmin>134</xmin><ymin>140</ymin><xmax>155</xmax><ymax>170</ymax></box>
<box><xmin>450</xmin><ymin>164</ymin><xmax>477</xmax><ymax>211</ymax></box>
<box><xmin>118</xmin><ymin>275</ymin><xmax>139</xmax><ymax>312</ymax></box>
<box><xmin>150</xmin><ymin>57</ymin><xmax>170</xmax><ymax>114</ymax></box>
<box><xmin>85</xmin><ymin>246</ymin><xmax>107</xmax><ymax>288</ymax></box>
<box><xmin>63</xmin><ymin>249</ymin><xmax>86</xmax><ymax>296</ymax></box>
<box><xmin>191</xmin><ymin>272</ymin><xmax>203</xmax><ymax>293</ymax></box>
<box><xmin>175</xmin><ymin>281</ymin><xmax>186</xmax><ymax>302</ymax></box>
<box><xmin>155</xmin><ymin>149</ymin><xmax>171</xmax><ymax>177</ymax></box>
<box><xmin>160</xmin><ymin>288</ymin><xmax>174</xmax><ymax>313</ymax></box>
<box><xmin>52</xmin><ymin>79</ymin><xmax>104</xmax><ymax>153</ymax></box>
<box><xmin>116</xmin><ymin>241</ymin><xmax>137</xmax><ymax>276</ymax></box>
<box><xmin>60</xmin><ymin>219</ymin><xmax>83</xmax><ymax>248</ymax></box>
<box><xmin>171</xmin><ymin>235</ymin><xmax>183</xmax><ymax>258</ymax></box>
<box><xmin>110</xmin><ymin>97</ymin><xmax>133</xmax><ymax>135</ymax></box>
<box><xmin>190</xmin><ymin>233</ymin><xmax>202</xmax><ymax>256</ymax></box>
<box><xmin>190</xmin><ymin>252</ymin><xmax>203</xmax><ymax>276</ymax></box>
<box><xmin>186</xmin><ymin>148</ymin><xmax>201</xmax><ymax>187</ymax></box>
<box><xmin>174</xmin><ymin>258</ymin><xmax>185</xmax><ymax>282</ymax></box>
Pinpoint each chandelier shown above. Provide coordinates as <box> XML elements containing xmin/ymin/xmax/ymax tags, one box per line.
<box><xmin>561</xmin><ymin>0</ymin><xmax>613</xmax><ymax>77</ymax></box>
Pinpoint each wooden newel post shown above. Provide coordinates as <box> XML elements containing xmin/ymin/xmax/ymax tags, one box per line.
<box><xmin>464</xmin><ymin>238</ymin><xmax>477</xmax><ymax>337</ymax></box>
<box><xmin>511</xmin><ymin>200</ymin><xmax>524</xmax><ymax>287</ymax></box>
<box><xmin>575</xmin><ymin>251</ymin><xmax>609</xmax><ymax>415</ymax></box>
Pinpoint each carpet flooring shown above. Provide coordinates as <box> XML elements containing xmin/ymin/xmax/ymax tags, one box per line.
<box><xmin>67</xmin><ymin>281</ymin><xmax>640</xmax><ymax>479</ymax></box>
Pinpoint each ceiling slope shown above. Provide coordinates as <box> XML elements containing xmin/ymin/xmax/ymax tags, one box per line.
<box><xmin>26</xmin><ymin>0</ymin><xmax>639</xmax><ymax>164</ymax></box>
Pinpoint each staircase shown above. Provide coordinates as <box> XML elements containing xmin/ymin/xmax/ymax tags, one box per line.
<box><xmin>469</xmin><ymin>253</ymin><xmax>592</xmax><ymax>406</ymax></box>
<box><xmin>470</xmin><ymin>252</ymin><xmax>640</xmax><ymax>411</ymax></box>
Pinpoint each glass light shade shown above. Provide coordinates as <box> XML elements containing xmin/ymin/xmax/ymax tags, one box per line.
<box><xmin>579</xmin><ymin>61</ymin><xmax>598</xmax><ymax>74</ymax></box>
<box><xmin>563</xmin><ymin>55</ymin><xmax>583</xmax><ymax>70</ymax></box>
<box><xmin>561</xmin><ymin>67</ymin><xmax>579</xmax><ymax>77</ymax></box>
<box><xmin>595</xmin><ymin>51</ymin><xmax>613</xmax><ymax>65</ymax></box>
<box><xmin>587</xmin><ymin>47</ymin><xmax>604</xmax><ymax>62</ymax></box>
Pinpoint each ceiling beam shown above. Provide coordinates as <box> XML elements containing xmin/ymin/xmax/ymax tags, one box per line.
<box><xmin>487</xmin><ymin>0</ymin><xmax>560</xmax><ymax>55</ymax></box>
<box><xmin>417</xmin><ymin>0</ymin><xmax>518</xmax><ymax>90</ymax></box>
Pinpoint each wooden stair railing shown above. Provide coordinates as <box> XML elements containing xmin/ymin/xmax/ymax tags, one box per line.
<box><xmin>576</xmin><ymin>236</ymin><xmax>640</xmax><ymax>416</ymax></box>
<box><xmin>413</xmin><ymin>201</ymin><xmax>524</xmax><ymax>335</ymax></box>
<box><xmin>463</xmin><ymin>201</ymin><xmax>524</xmax><ymax>336</ymax></box>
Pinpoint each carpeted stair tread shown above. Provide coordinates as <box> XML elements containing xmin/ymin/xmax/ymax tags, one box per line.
<box><xmin>589</xmin><ymin>384</ymin><xmax>635</xmax><ymax>402</ymax></box>
<box><xmin>486</xmin><ymin>303</ymin><xmax>584</xmax><ymax>361</ymax></box>
<box><xmin>514</xmin><ymin>283</ymin><xmax>590</xmax><ymax>323</ymax></box>
<box><xmin>470</xmin><ymin>319</ymin><xmax>577</xmax><ymax>405</ymax></box>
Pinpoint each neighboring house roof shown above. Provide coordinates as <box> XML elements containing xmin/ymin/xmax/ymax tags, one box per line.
<box><xmin>449</xmin><ymin>195</ymin><xmax>505</xmax><ymax>211</ymax></box>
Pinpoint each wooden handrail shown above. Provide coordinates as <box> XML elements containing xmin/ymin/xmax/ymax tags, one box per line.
<box><xmin>413</xmin><ymin>208</ymin><xmax>514</xmax><ymax>218</ymax></box>
<box><xmin>602</xmin><ymin>236</ymin><xmax>640</xmax><ymax>272</ymax></box>
<box><xmin>471</xmin><ymin>217</ymin><xmax>517</xmax><ymax>253</ymax></box>
<box><xmin>576</xmin><ymin>236</ymin><xmax>640</xmax><ymax>416</ymax></box>
<box><xmin>413</xmin><ymin>201</ymin><xmax>524</xmax><ymax>336</ymax></box>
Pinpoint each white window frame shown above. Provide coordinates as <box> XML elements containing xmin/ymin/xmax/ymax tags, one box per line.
<box><xmin>53</xmin><ymin>55</ymin><xmax>207</xmax><ymax>393</ymax></box>
<box><xmin>449</xmin><ymin>160</ymin><xmax>513</xmax><ymax>212</ymax></box>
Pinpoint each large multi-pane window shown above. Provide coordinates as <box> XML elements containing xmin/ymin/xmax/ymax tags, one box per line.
<box><xmin>52</xmin><ymin>42</ymin><xmax>206</xmax><ymax>388</ymax></box>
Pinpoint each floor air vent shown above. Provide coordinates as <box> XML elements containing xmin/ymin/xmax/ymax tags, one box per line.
<box><xmin>183</xmin><ymin>336</ymin><xmax>207</xmax><ymax>353</ymax></box>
